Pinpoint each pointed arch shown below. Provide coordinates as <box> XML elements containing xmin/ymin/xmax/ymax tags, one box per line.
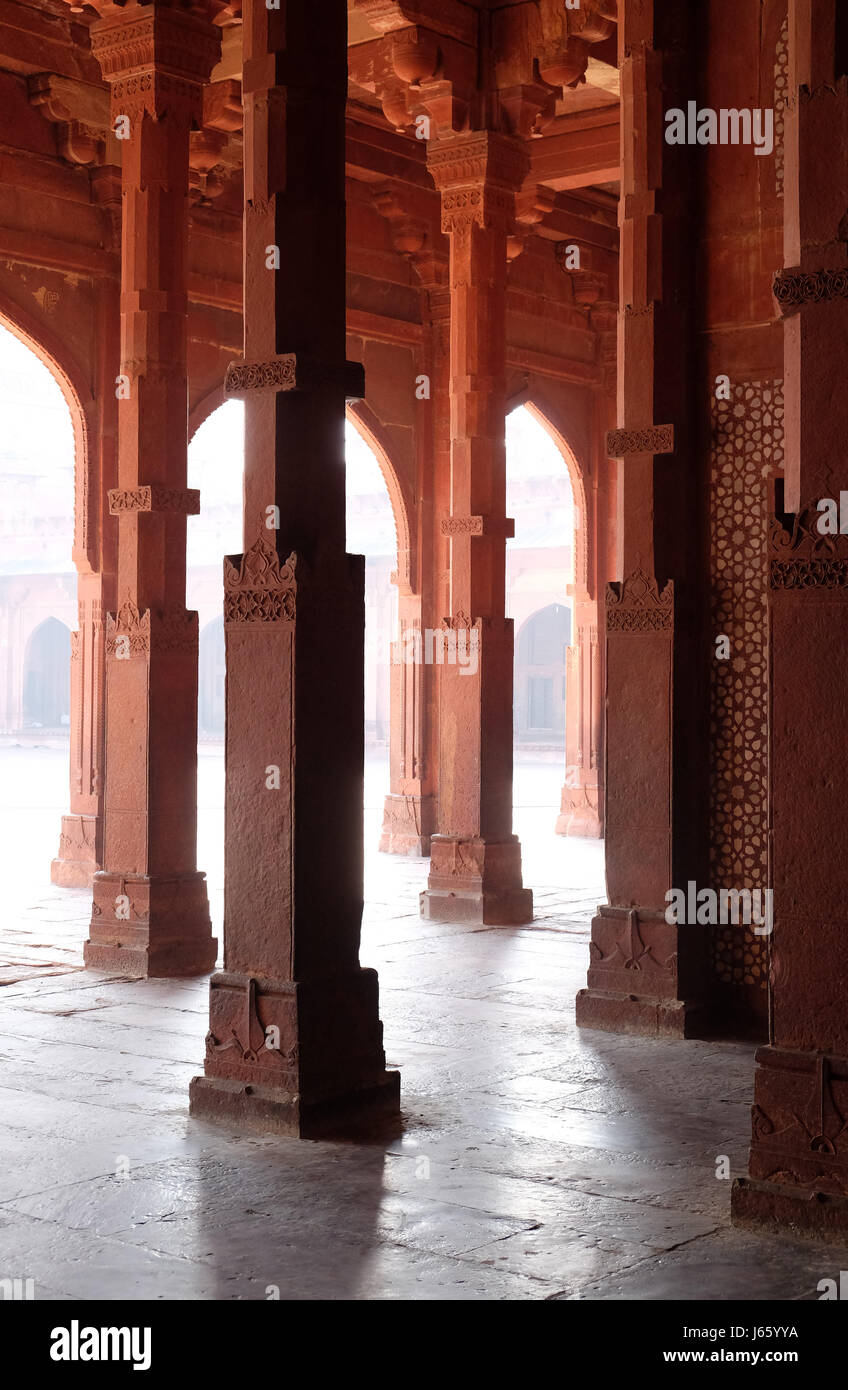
<box><xmin>346</xmin><ymin>401</ymin><xmax>414</xmax><ymax>595</ymax></box>
<box><xmin>0</xmin><ymin>298</ymin><xmax>94</xmax><ymax>574</ymax></box>
<box><xmin>189</xmin><ymin>383</ymin><xmax>228</xmax><ymax>441</ymax></box>
<box><xmin>506</xmin><ymin>387</ymin><xmax>591</xmax><ymax>600</ymax></box>
<box><xmin>23</xmin><ymin>617</ymin><xmax>72</xmax><ymax>729</ymax></box>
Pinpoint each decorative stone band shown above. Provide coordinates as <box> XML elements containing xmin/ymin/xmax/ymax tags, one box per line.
<box><xmin>747</xmin><ymin>1049</ymin><xmax>848</xmax><ymax>1197</ymax></box>
<box><xmin>440</xmin><ymin>610</ymin><xmax>484</xmax><ymax>631</ymax></box>
<box><xmin>606</xmin><ymin>424</ymin><xmax>675</xmax><ymax>457</ymax></box>
<box><xmin>109</xmin><ymin>486</ymin><xmax>200</xmax><ymax>515</ymax></box>
<box><xmin>606</xmin><ymin>568</ymin><xmax>674</xmax><ymax>632</ymax></box>
<box><xmin>224</xmin><ymin>354</ymin><xmax>296</xmax><ymax>395</ymax></box>
<box><xmin>224</xmin><ymin>354</ymin><xmax>365</xmax><ymax>403</ymax></box>
<box><xmin>427</xmin><ymin>131</ymin><xmax>529</xmax><ymax>232</ymax></box>
<box><xmin>440</xmin><ymin>516</ymin><xmax>516</xmax><ymax>537</ymax></box>
<box><xmin>773</xmin><ymin>266</ymin><xmax>848</xmax><ymax>317</ymax></box>
<box><xmin>770</xmin><ymin>510</ymin><xmax>848</xmax><ymax>589</ymax></box>
<box><xmin>439</xmin><ymin>185</ymin><xmax>516</xmax><ymax>234</ymax></box>
<box><xmin>105</xmin><ymin>600</ymin><xmax>198</xmax><ymax>655</ymax></box>
<box><xmin>90</xmin><ymin>10</ymin><xmax>222</xmax><ymax>85</ymax></box>
<box><xmin>224</xmin><ymin>536</ymin><xmax>297</xmax><ymax>624</ymax></box>
<box><xmin>206</xmin><ymin>976</ymin><xmax>298</xmax><ymax>1073</ymax></box>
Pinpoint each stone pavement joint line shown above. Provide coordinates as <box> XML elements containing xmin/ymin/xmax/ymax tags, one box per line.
<box><xmin>1</xmin><ymin>822</ymin><xmax>846</xmax><ymax>1299</ymax></box>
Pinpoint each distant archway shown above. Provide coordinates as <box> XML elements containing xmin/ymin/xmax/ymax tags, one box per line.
<box><xmin>345</xmin><ymin>414</ymin><xmax>399</xmax><ymax>751</ymax></box>
<box><xmin>199</xmin><ymin>617</ymin><xmax>225</xmax><ymax>739</ymax></box>
<box><xmin>23</xmin><ymin>618</ymin><xmax>72</xmax><ymax>729</ymax></box>
<box><xmin>515</xmin><ymin>603</ymin><xmax>572</xmax><ymax>744</ymax></box>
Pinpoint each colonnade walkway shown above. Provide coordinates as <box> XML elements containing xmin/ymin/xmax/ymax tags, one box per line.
<box><xmin>1</xmin><ymin>746</ymin><xmax>845</xmax><ymax>1299</ymax></box>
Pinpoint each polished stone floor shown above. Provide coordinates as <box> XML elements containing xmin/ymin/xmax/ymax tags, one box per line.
<box><xmin>1</xmin><ymin>744</ymin><xmax>847</xmax><ymax>1301</ymax></box>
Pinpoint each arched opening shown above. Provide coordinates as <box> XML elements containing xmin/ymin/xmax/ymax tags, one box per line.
<box><xmin>198</xmin><ymin>616</ymin><xmax>225</xmax><ymax>739</ymax></box>
<box><xmin>0</xmin><ymin>319</ymin><xmax>78</xmax><ymax>909</ymax></box>
<box><xmin>505</xmin><ymin>401</ymin><xmax>603</xmax><ymax>890</ymax></box>
<box><xmin>188</xmin><ymin>398</ymin><xmax>245</xmax><ymax>935</ymax></box>
<box><xmin>506</xmin><ymin>403</ymin><xmax>574</xmax><ymax>808</ymax></box>
<box><xmin>187</xmin><ymin>398</ymin><xmax>403</xmax><ymax>936</ymax></box>
<box><xmin>515</xmin><ymin>603</ymin><xmax>571</xmax><ymax>744</ymax></box>
<box><xmin>23</xmin><ymin>617</ymin><xmax>72</xmax><ymax>729</ymax></box>
<box><xmin>345</xmin><ymin>412</ymin><xmax>400</xmax><ymax>840</ymax></box>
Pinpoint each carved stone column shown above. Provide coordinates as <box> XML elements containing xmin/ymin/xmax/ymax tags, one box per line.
<box><xmin>419</xmin><ymin>131</ymin><xmax>533</xmax><ymax>925</ymax></box>
<box><xmin>557</xmin><ymin>606</ymin><xmax>602</xmax><ymax>838</ymax></box>
<box><xmin>733</xmin><ymin>0</ymin><xmax>848</xmax><ymax>1236</ymax></box>
<box><xmin>381</xmin><ymin>589</ymin><xmax>437</xmax><ymax>856</ymax></box>
<box><xmin>37</xmin><ymin>92</ymin><xmax>120</xmax><ymax>888</ymax></box>
<box><xmin>189</xmin><ymin>0</ymin><xmax>399</xmax><ymax>1137</ymax></box>
<box><xmin>576</xmin><ymin>0</ymin><xmax>708</xmax><ymax>1035</ymax></box>
<box><xmin>379</xmin><ymin>266</ymin><xmax>446</xmax><ymax>858</ymax></box>
<box><xmin>83</xmin><ymin>1</ymin><xmax>219</xmax><ymax>976</ymax></box>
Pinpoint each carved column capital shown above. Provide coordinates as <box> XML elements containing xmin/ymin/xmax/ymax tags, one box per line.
<box><xmin>90</xmin><ymin>4</ymin><xmax>222</xmax><ymax>123</ymax></box>
<box><xmin>427</xmin><ymin>130</ymin><xmax>530</xmax><ymax>235</ymax></box>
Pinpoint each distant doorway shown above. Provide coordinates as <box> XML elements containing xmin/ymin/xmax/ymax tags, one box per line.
<box><xmin>23</xmin><ymin>617</ymin><xmax>71</xmax><ymax>729</ymax></box>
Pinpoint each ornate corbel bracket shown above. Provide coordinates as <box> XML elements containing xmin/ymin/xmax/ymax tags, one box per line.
<box><xmin>28</xmin><ymin>73</ymin><xmax>111</xmax><ymax>166</ymax></box>
<box><xmin>89</xmin><ymin>6</ymin><xmax>222</xmax><ymax>125</ymax></box>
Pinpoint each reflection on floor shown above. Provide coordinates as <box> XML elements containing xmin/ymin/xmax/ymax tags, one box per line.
<box><xmin>1</xmin><ymin>744</ymin><xmax>845</xmax><ymax>1300</ymax></box>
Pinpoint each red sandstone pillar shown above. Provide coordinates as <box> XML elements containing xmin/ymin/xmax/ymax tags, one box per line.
<box><xmin>83</xmin><ymin>1</ymin><xmax>219</xmax><ymax>977</ymax></box>
<box><xmin>556</xmin><ymin>600</ymin><xmax>602</xmax><ymax>838</ymax></box>
<box><xmin>557</xmin><ymin>321</ymin><xmax>615</xmax><ymax>840</ymax></box>
<box><xmin>53</xmin><ymin>278</ymin><xmax>119</xmax><ymax>887</ymax></box>
<box><xmin>380</xmin><ymin>585</ymin><xmax>436</xmax><ymax>855</ymax></box>
<box><xmin>189</xmin><ymin>0</ymin><xmax>399</xmax><ymax>1136</ymax></box>
<box><xmin>379</xmin><ymin>284</ymin><xmax>445</xmax><ymax>856</ymax></box>
<box><xmin>733</xmin><ymin>0</ymin><xmax>848</xmax><ymax>1235</ymax></box>
<box><xmin>419</xmin><ymin>132</ymin><xmax>533</xmax><ymax>926</ymax></box>
<box><xmin>576</xmin><ymin>0</ymin><xmax>708</xmax><ymax>1035</ymax></box>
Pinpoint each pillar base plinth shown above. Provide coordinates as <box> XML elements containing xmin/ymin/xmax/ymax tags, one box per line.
<box><xmin>420</xmin><ymin>835</ymin><xmax>533</xmax><ymax>924</ymax></box>
<box><xmin>189</xmin><ymin>1072</ymin><xmax>401</xmax><ymax>1139</ymax></box>
<box><xmin>190</xmin><ymin>968</ymin><xmax>400</xmax><ymax>1137</ymax></box>
<box><xmin>576</xmin><ymin>905</ymin><xmax>711</xmax><ymax>1037</ymax></box>
<box><xmin>733</xmin><ymin>1045</ymin><xmax>848</xmax><ymax>1236</ymax></box>
<box><xmin>379</xmin><ymin>793</ymin><xmax>434</xmax><ymax>856</ymax></box>
<box><xmin>51</xmin><ymin>814</ymin><xmax>101</xmax><ymax>888</ymax></box>
<box><xmin>731</xmin><ymin>1177</ymin><xmax>848</xmax><ymax>1241</ymax></box>
<box><xmin>555</xmin><ymin>786</ymin><xmax>602</xmax><ymax>838</ymax></box>
<box><xmin>85</xmin><ymin>871</ymin><xmax>216</xmax><ymax>978</ymax></box>
<box><xmin>420</xmin><ymin>885</ymin><xmax>534</xmax><ymax>925</ymax></box>
<box><xmin>575</xmin><ymin>987</ymin><xmax>706</xmax><ymax>1038</ymax></box>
